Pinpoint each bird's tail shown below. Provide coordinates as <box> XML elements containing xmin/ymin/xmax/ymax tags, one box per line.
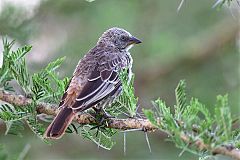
<box><xmin>44</xmin><ymin>107</ymin><xmax>75</xmax><ymax>139</ymax></box>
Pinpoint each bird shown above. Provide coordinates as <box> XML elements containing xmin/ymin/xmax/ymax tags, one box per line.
<box><xmin>44</xmin><ymin>27</ymin><xmax>142</xmax><ymax>139</ymax></box>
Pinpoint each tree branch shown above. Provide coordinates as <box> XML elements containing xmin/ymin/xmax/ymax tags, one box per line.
<box><xmin>0</xmin><ymin>90</ymin><xmax>239</xmax><ymax>160</ymax></box>
<box><xmin>0</xmin><ymin>90</ymin><xmax>157</xmax><ymax>131</ymax></box>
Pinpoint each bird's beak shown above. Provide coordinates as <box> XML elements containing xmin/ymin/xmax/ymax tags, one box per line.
<box><xmin>128</xmin><ymin>36</ymin><xmax>142</xmax><ymax>45</ymax></box>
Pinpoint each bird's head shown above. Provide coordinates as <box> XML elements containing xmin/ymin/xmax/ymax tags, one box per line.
<box><xmin>98</xmin><ymin>27</ymin><xmax>142</xmax><ymax>51</ymax></box>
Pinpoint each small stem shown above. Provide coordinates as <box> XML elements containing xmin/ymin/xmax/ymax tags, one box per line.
<box><xmin>0</xmin><ymin>69</ymin><xmax>9</xmax><ymax>84</ymax></box>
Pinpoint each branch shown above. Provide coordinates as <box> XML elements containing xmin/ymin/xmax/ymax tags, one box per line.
<box><xmin>0</xmin><ymin>90</ymin><xmax>156</xmax><ymax>131</ymax></box>
<box><xmin>0</xmin><ymin>90</ymin><xmax>240</xmax><ymax>160</ymax></box>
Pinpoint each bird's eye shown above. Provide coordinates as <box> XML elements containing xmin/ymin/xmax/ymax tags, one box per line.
<box><xmin>120</xmin><ymin>36</ymin><xmax>127</xmax><ymax>41</ymax></box>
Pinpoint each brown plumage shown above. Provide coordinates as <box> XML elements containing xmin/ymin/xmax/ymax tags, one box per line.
<box><xmin>44</xmin><ymin>27</ymin><xmax>141</xmax><ymax>139</ymax></box>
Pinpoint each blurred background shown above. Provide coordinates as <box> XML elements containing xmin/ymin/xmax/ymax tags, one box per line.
<box><xmin>0</xmin><ymin>0</ymin><xmax>239</xmax><ymax>159</ymax></box>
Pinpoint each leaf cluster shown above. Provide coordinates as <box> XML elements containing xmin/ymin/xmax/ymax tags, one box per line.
<box><xmin>144</xmin><ymin>80</ymin><xmax>240</xmax><ymax>158</ymax></box>
<box><xmin>107</xmin><ymin>70</ymin><xmax>138</xmax><ymax>117</ymax></box>
<box><xmin>0</xmin><ymin>39</ymin><xmax>68</xmax><ymax>142</ymax></box>
<box><xmin>66</xmin><ymin>124</ymin><xmax>116</xmax><ymax>150</ymax></box>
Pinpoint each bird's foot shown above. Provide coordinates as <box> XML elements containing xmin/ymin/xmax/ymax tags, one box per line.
<box><xmin>93</xmin><ymin>107</ymin><xmax>115</xmax><ymax>119</ymax></box>
<box><xmin>90</xmin><ymin>107</ymin><xmax>114</xmax><ymax>133</ymax></box>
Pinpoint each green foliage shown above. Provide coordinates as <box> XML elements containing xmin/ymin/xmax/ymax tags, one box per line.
<box><xmin>108</xmin><ymin>70</ymin><xmax>138</xmax><ymax>117</ymax></box>
<box><xmin>0</xmin><ymin>39</ymin><xmax>30</xmax><ymax>92</ymax></box>
<box><xmin>214</xmin><ymin>95</ymin><xmax>232</xmax><ymax>142</ymax></box>
<box><xmin>0</xmin><ymin>102</ymin><xmax>36</xmax><ymax>123</ymax></box>
<box><xmin>5</xmin><ymin>120</ymin><xmax>25</xmax><ymax>137</ymax></box>
<box><xmin>81</xmin><ymin>125</ymin><xmax>116</xmax><ymax>150</ymax></box>
<box><xmin>26</xmin><ymin>116</ymin><xmax>47</xmax><ymax>141</ymax></box>
<box><xmin>174</xmin><ymin>80</ymin><xmax>187</xmax><ymax>120</ymax></box>
<box><xmin>0</xmin><ymin>103</ymin><xmax>31</xmax><ymax>137</ymax></box>
<box><xmin>31</xmin><ymin>57</ymin><xmax>68</xmax><ymax>102</ymax></box>
<box><xmin>144</xmin><ymin>81</ymin><xmax>239</xmax><ymax>158</ymax></box>
<box><xmin>65</xmin><ymin>123</ymin><xmax>116</xmax><ymax>150</ymax></box>
<box><xmin>0</xmin><ymin>39</ymin><xmax>68</xmax><ymax>142</ymax></box>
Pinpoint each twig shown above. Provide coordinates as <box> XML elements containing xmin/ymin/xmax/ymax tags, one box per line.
<box><xmin>17</xmin><ymin>144</ymin><xmax>31</xmax><ymax>160</ymax></box>
<box><xmin>0</xmin><ymin>90</ymin><xmax>240</xmax><ymax>160</ymax></box>
<box><xmin>180</xmin><ymin>134</ymin><xmax>240</xmax><ymax>160</ymax></box>
<box><xmin>177</xmin><ymin>0</ymin><xmax>185</xmax><ymax>12</ymax></box>
<box><xmin>145</xmin><ymin>132</ymin><xmax>152</xmax><ymax>153</ymax></box>
<box><xmin>123</xmin><ymin>132</ymin><xmax>126</xmax><ymax>156</ymax></box>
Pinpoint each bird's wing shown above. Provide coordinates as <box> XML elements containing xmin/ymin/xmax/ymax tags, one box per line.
<box><xmin>60</xmin><ymin>55</ymin><xmax>123</xmax><ymax>112</ymax></box>
<box><xmin>72</xmin><ymin>67</ymin><xmax>120</xmax><ymax>111</ymax></box>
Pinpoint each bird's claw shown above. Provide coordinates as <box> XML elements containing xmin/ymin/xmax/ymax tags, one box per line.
<box><xmin>89</xmin><ymin>107</ymin><xmax>114</xmax><ymax>134</ymax></box>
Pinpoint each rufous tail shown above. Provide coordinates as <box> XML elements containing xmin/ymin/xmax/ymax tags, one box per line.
<box><xmin>44</xmin><ymin>107</ymin><xmax>75</xmax><ymax>139</ymax></box>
